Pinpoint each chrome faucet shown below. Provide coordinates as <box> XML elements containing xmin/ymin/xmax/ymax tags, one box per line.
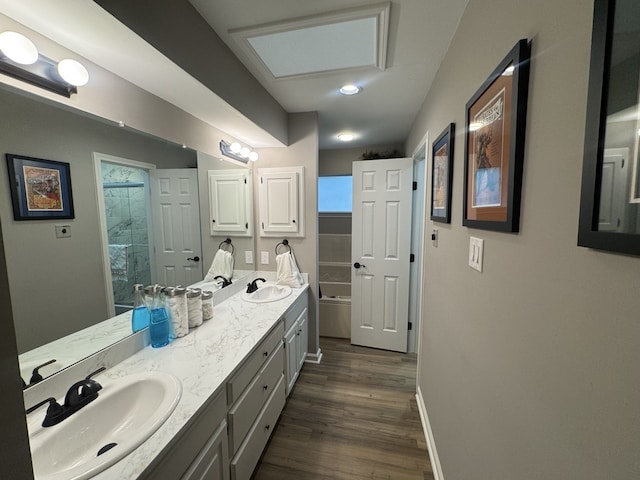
<box><xmin>246</xmin><ymin>277</ymin><xmax>266</xmax><ymax>293</ymax></box>
<box><xmin>25</xmin><ymin>367</ymin><xmax>105</xmax><ymax>427</ymax></box>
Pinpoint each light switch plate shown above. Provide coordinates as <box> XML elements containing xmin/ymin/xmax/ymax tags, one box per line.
<box><xmin>260</xmin><ymin>251</ymin><xmax>269</xmax><ymax>265</ymax></box>
<box><xmin>55</xmin><ymin>225</ymin><xmax>71</xmax><ymax>238</ymax></box>
<box><xmin>245</xmin><ymin>251</ymin><xmax>253</xmax><ymax>264</ymax></box>
<box><xmin>468</xmin><ymin>237</ymin><xmax>484</xmax><ymax>272</ymax></box>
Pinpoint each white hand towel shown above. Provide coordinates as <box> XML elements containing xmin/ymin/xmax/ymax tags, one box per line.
<box><xmin>276</xmin><ymin>251</ymin><xmax>303</xmax><ymax>288</ymax></box>
<box><xmin>204</xmin><ymin>248</ymin><xmax>231</xmax><ymax>282</ymax></box>
<box><xmin>223</xmin><ymin>250</ymin><xmax>234</xmax><ymax>279</ymax></box>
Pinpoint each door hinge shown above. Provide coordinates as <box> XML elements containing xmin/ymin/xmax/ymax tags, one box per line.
<box><xmin>410</xmin><ymin>254</ymin><xmax>415</xmax><ymax>263</ymax></box>
<box><xmin>408</xmin><ymin>322</ymin><xmax>413</xmax><ymax>330</ymax></box>
<box><xmin>260</xmin><ymin>177</ymin><xmax>263</xmax><ymax>184</ymax></box>
<box><xmin>262</xmin><ymin>222</ymin><xmax>264</xmax><ymax>229</ymax></box>
<box><xmin>244</xmin><ymin>177</ymin><xmax>247</xmax><ymax>184</ymax></box>
<box><xmin>412</xmin><ymin>181</ymin><xmax>417</xmax><ymax>191</ymax></box>
<box><xmin>246</xmin><ymin>222</ymin><xmax>249</xmax><ymax>229</ymax></box>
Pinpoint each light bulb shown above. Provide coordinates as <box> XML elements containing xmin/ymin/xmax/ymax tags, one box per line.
<box><xmin>230</xmin><ymin>142</ymin><xmax>242</xmax><ymax>153</ymax></box>
<box><xmin>0</xmin><ymin>31</ymin><xmax>38</xmax><ymax>65</ymax></box>
<box><xmin>249</xmin><ymin>151</ymin><xmax>259</xmax><ymax>162</ymax></box>
<box><xmin>240</xmin><ymin>147</ymin><xmax>250</xmax><ymax>158</ymax></box>
<box><xmin>57</xmin><ymin>59</ymin><xmax>89</xmax><ymax>86</ymax></box>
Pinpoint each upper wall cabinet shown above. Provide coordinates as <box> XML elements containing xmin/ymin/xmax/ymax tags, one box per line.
<box><xmin>578</xmin><ymin>0</ymin><xmax>640</xmax><ymax>256</ymax></box>
<box><xmin>208</xmin><ymin>170</ymin><xmax>253</xmax><ymax>237</ymax></box>
<box><xmin>258</xmin><ymin>167</ymin><xmax>305</xmax><ymax>237</ymax></box>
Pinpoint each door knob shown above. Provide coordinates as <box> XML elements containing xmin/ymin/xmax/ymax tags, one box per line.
<box><xmin>187</xmin><ymin>256</ymin><xmax>200</xmax><ymax>262</ymax></box>
<box><xmin>353</xmin><ymin>262</ymin><xmax>366</xmax><ymax>269</ymax></box>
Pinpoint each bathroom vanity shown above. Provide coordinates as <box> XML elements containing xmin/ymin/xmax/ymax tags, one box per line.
<box><xmin>25</xmin><ymin>274</ymin><xmax>309</xmax><ymax>480</ymax></box>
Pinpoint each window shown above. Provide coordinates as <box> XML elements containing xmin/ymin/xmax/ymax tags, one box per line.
<box><xmin>318</xmin><ymin>175</ymin><xmax>352</xmax><ymax>212</ymax></box>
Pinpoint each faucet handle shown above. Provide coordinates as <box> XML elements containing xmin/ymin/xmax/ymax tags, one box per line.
<box><xmin>86</xmin><ymin>366</ymin><xmax>106</xmax><ymax>381</ymax></box>
<box><xmin>26</xmin><ymin>397</ymin><xmax>63</xmax><ymax>417</ymax></box>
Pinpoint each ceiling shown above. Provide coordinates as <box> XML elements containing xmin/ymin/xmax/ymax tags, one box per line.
<box><xmin>0</xmin><ymin>0</ymin><xmax>470</xmax><ymax>151</ymax></box>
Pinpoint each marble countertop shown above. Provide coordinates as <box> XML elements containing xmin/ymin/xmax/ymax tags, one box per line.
<box><xmin>30</xmin><ymin>278</ymin><xmax>308</xmax><ymax>480</ymax></box>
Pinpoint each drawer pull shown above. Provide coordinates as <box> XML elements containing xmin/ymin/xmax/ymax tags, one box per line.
<box><xmin>264</xmin><ymin>424</ymin><xmax>270</xmax><ymax>431</ymax></box>
<box><xmin>263</xmin><ymin>351</ymin><xmax>269</xmax><ymax>357</ymax></box>
<box><xmin>263</xmin><ymin>384</ymin><xmax>269</xmax><ymax>390</ymax></box>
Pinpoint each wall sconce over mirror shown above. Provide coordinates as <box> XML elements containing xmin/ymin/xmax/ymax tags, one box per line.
<box><xmin>578</xmin><ymin>0</ymin><xmax>640</xmax><ymax>256</ymax></box>
<box><xmin>0</xmin><ymin>31</ymin><xmax>89</xmax><ymax>98</ymax></box>
<box><xmin>220</xmin><ymin>140</ymin><xmax>259</xmax><ymax>163</ymax></box>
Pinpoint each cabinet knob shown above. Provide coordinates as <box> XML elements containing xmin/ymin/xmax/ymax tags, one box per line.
<box><xmin>263</xmin><ymin>384</ymin><xmax>268</xmax><ymax>390</ymax></box>
<box><xmin>263</xmin><ymin>351</ymin><xmax>268</xmax><ymax>357</ymax></box>
<box><xmin>212</xmin><ymin>219</ymin><xmax>216</xmax><ymax>223</ymax></box>
<box><xmin>292</xmin><ymin>219</ymin><xmax>296</xmax><ymax>223</ymax></box>
<box><xmin>264</xmin><ymin>424</ymin><xmax>270</xmax><ymax>431</ymax></box>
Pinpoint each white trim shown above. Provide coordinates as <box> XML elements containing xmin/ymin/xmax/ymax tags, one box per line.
<box><xmin>93</xmin><ymin>152</ymin><xmax>156</xmax><ymax>317</ymax></box>
<box><xmin>416</xmin><ymin>385</ymin><xmax>444</xmax><ymax>480</ymax></box>
<box><xmin>304</xmin><ymin>348</ymin><xmax>323</xmax><ymax>364</ymax></box>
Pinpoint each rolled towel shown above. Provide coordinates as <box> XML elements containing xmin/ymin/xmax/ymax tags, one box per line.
<box><xmin>276</xmin><ymin>251</ymin><xmax>303</xmax><ymax>288</ymax></box>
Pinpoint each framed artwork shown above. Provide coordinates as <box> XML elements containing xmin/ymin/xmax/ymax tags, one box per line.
<box><xmin>431</xmin><ymin>123</ymin><xmax>455</xmax><ymax>223</ymax></box>
<box><xmin>463</xmin><ymin>39</ymin><xmax>531</xmax><ymax>232</ymax></box>
<box><xmin>6</xmin><ymin>153</ymin><xmax>75</xmax><ymax>220</ymax></box>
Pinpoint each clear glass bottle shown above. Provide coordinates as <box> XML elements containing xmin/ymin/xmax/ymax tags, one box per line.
<box><xmin>187</xmin><ymin>288</ymin><xmax>203</xmax><ymax>328</ymax></box>
<box><xmin>131</xmin><ymin>284</ymin><xmax>150</xmax><ymax>332</ymax></box>
<box><xmin>201</xmin><ymin>290</ymin><xmax>214</xmax><ymax>321</ymax></box>
<box><xmin>149</xmin><ymin>285</ymin><xmax>171</xmax><ymax>348</ymax></box>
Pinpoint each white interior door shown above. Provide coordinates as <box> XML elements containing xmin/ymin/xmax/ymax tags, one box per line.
<box><xmin>351</xmin><ymin>158</ymin><xmax>413</xmax><ymax>352</ymax></box>
<box><xmin>151</xmin><ymin>169</ymin><xmax>203</xmax><ymax>286</ymax></box>
<box><xmin>598</xmin><ymin>148</ymin><xmax>628</xmax><ymax>232</ymax></box>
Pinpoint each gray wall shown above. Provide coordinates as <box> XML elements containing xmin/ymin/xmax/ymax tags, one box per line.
<box><xmin>0</xmin><ymin>87</ymin><xmax>194</xmax><ymax>352</ymax></box>
<box><xmin>406</xmin><ymin>0</ymin><xmax>640</xmax><ymax>479</ymax></box>
<box><xmin>319</xmin><ymin>143</ymin><xmax>405</xmax><ymax>176</ymax></box>
<box><xmin>254</xmin><ymin>112</ymin><xmax>320</xmax><ymax>356</ymax></box>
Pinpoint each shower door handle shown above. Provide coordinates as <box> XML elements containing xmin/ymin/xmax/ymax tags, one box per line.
<box><xmin>187</xmin><ymin>256</ymin><xmax>200</xmax><ymax>262</ymax></box>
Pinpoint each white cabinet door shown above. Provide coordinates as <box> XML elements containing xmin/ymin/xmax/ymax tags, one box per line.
<box><xmin>258</xmin><ymin>167</ymin><xmax>305</xmax><ymax>237</ymax></box>
<box><xmin>208</xmin><ymin>170</ymin><xmax>252</xmax><ymax>237</ymax></box>
<box><xmin>284</xmin><ymin>322</ymin><xmax>299</xmax><ymax>396</ymax></box>
<box><xmin>296</xmin><ymin>307</ymin><xmax>308</xmax><ymax>371</ymax></box>
<box><xmin>181</xmin><ymin>420</ymin><xmax>229</xmax><ymax>480</ymax></box>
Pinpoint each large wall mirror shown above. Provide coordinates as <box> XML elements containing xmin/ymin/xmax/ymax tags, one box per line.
<box><xmin>579</xmin><ymin>0</ymin><xmax>640</xmax><ymax>255</ymax></box>
<box><xmin>0</xmin><ymin>85</ymin><xmax>255</xmax><ymax>388</ymax></box>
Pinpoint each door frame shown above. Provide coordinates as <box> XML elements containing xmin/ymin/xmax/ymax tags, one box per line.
<box><xmin>93</xmin><ymin>152</ymin><xmax>156</xmax><ymax>317</ymax></box>
<box><xmin>411</xmin><ymin>131</ymin><xmax>429</xmax><ymax>375</ymax></box>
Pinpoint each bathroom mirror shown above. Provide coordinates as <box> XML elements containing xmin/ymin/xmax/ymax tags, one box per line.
<box><xmin>578</xmin><ymin>0</ymin><xmax>640</xmax><ymax>256</ymax></box>
<box><xmin>0</xmin><ymin>85</ymin><xmax>255</xmax><ymax>387</ymax></box>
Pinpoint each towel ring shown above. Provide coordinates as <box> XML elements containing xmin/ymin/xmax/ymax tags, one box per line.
<box><xmin>218</xmin><ymin>238</ymin><xmax>234</xmax><ymax>255</ymax></box>
<box><xmin>275</xmin><ymin>239</ymin><xmax>292</xmax><ymax>255</ymax></box>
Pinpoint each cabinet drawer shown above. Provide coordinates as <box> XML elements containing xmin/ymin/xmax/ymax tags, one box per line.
<box><xmin>228</xmin><ymin>343</ymin><xmax>284</xmax><ymax>453</ymax></box>
<box><xmin>181</xmin><ymin>419</ymin><xmax>229</xmax><ymax>480</ymax></box>
<box><xmin>230</xmin><ymin>375</ymin><xmax>286</xmax><ymax>480</ymax></box>
<box><xmin>227</xmin><ymin>321</ymin><xmax>284</xmax><ymax>405</ymax></box>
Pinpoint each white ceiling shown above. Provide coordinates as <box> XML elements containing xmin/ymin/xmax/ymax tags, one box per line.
<box><xmin>190</xmin><ymin>0</ymin><xmax>470</xmax><ymax>150</ymax></box>
<box><xmin>0</xmin><ymin>0</ymin><xmax>469</xmax><ymax>152</ymax></box>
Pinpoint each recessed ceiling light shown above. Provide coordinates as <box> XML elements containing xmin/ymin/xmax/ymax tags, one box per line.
<box><xmin>339</xmin><ymin>84</ymin><xmax>361</xmax><ymax>96</ymax></box>
<box><xmin>337</xmin><ymin>133</ymin><xmax>355</xmax><ymax>142</ymax></box>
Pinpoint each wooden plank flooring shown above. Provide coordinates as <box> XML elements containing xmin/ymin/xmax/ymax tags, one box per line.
<box><xmin>252</xmin><ymin>338</ymin><xmax>434</xmax><ymax>480</ymax></box>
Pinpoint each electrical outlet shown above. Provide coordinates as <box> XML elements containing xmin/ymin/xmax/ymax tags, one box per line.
<box><xmin>260</xmin><ymin>251</ymin><xmax>269</xmax><ymax>265</ymax></box>
<box><xmin>245</xmin><ymin>251</ymin><xmax>253</xmax><ymax>264</ymax></box>
<box><xmin>55</xmin><ymin>225</ymin><xmax>71</xmax><ymax>238</ymax></box>
<box><xmin>468</xmin><ymin>237</ymin><xmax>484</xmax><ymax>272</ymax></box>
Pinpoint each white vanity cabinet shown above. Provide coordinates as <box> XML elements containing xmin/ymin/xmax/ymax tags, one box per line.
<box><xmin>208</xmin><ymin>170</ymin><xmax>252</xmax><ymax>237</ymax></box>
<box><xmin>258</xmin><ymin>166</ymin><xmax>305</xmax><ymax>237</ymax></box>
<box><xmin>227</xmin><ymin>322</ymin><xmax>286</xmax><ymax>480</ymax></box>
<box><xmin>141</xmin><ymin>389</ymin><xmax>229</xmax><ymax>480</ymax></box>
<box><xmin>283</xmin><ymin>291</ymin><xmax>309</xmax><ymax>396</ymax></box>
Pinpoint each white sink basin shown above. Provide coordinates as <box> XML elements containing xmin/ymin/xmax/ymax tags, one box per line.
<box><xmin>27</xmin><ymin>371</ymin><xmax>182</xmax><ymax>480</ymax></box>
<box><xmin>242</xmin><ymin>284</ymin><xmax>292</xmax><ymax>303</ymax></box>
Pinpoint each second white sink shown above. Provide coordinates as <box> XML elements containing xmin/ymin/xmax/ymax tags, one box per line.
<box><xmin>28</xmin><ymin>371</ymin><xmax>182</xmax><ymax>480</ymax></box>
<box><xmin>243</xmin><ymin>284</ymin><xmax>292</xmax><ymax>303</ymax></box>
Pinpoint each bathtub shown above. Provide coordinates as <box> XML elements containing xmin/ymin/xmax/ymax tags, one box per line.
<box><xmin>319</xmin><ymin>281</ymin><xmax>351</xmax><ymax>339</ymax></box>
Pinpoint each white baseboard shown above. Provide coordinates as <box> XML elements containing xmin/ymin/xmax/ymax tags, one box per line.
<box><xmin>416</xmin><ymin>386</ymin><xmax>444</xmax><ymax>480</ymax></box>
<box><xmin>304</xmin><ymin>348</ymin><xmax>323</xmax><ymax>364</ymax></box>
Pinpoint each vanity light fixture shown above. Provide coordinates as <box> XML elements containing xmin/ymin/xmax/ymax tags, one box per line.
<box><xmin>220</xmin><ymin>140</ymin><xmax>259</xmax><ymax>163</ymax></box>
<box><xmin>339</xmin><ymin>84</ymin><xmax>361</xmax><ymax>95</ymax></box>
<box><xmin>337</xmin><ymin>133</ymin><xmax>355</xmax><ymax>142</ymax></box>
<box><xmin>0</xmin><ymin>31</ymin><xmax>89</xmax><ymax>97</ymax></box>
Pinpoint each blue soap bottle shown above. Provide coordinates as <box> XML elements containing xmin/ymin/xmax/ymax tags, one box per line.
<box><xmin>149</xmin><ymin>285</ymin><xmax>171</xmax><ymax>348</ymax></box>
<box><xmin>131</xmin><ymin>284</ymin><xmax>150</xmax><ymax>332</ymax></box>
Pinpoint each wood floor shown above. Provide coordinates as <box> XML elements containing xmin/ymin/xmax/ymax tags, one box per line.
<box><xmin>252</xmin><ymin>338</ymin><xmax>434</xmax><ymax>480</ymax></box>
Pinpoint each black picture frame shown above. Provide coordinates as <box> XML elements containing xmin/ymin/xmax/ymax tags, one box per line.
<box><xmin>6</xmin><ymin>153</ymin><xmax>75</xmax><ymax>220</ymax></box>
<box><xmin>463</xmin><ymin>39</ymin><xmax>531</xmax><ymax>232</ymax></box>
<box><xmin>577</xmin><ymin>0</ymin><xmax>640</xmax><ymax>256</ymax></box>
<box><xmin>431</xmin><ymin>123</ymin><xmax>455</xmax><ymax>223</ymax></box>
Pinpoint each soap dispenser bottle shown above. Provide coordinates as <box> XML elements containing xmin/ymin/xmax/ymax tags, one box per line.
<box><xmin>131</xmin><ymin>284</ymin><xmax>150</xmax><ymax>333</ymax></box>
<box><xmin>149</xmin><ymin>285</ymin><xmax>171</xmax><ymax>348</ymax></box>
